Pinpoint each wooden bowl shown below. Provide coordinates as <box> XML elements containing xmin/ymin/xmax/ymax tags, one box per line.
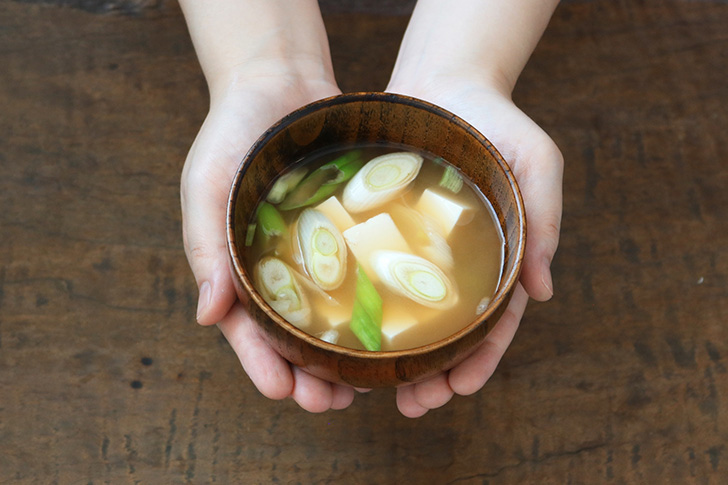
<box><xmin>227</xmin><ymin>92</ymin><xmax>525</xmax><ymax>388</ymax></box>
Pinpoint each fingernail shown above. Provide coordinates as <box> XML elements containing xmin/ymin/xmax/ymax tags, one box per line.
<box><xmin>197</xmin><ymin>281</ymin><xmax>211</xmax><ymax>321</ymax></box>
<box><xmin>541</xmin><ymin>260</ymin><xmax>554</xmax><ymax>299</ymax></box>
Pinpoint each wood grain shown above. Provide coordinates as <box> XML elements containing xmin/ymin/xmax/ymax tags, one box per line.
<box><xmin>1</xmin><ymin>0</ymin><xmax>726</xmax><ymax>483</ymax></box>
<box><xmin>227</xmin><ymin>93</ymin><xmax>525</xmax><ymax>387</ymax></box>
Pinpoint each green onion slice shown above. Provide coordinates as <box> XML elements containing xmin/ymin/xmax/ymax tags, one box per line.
<box><xmin>297</xmin><ymin>209</ymin><xmax>347</xmax><ymax>291</ymax></box>
<box><xmin>279</xmin><ymin>150</ymin><xmax>363</xmax><ymax>210</ymax></box>
<box><xmin>349</xmin><ymin>264</ymin><xmax>383</xmax><ymax>351</ymax></box>
<box><xmin>439</xmin><ymin>164</ymin><xmax>463</xmax><ymax>193</ymax></box>
<box><xmin>257</xmin><ymin>202</ymin><xmax>287</xmax><ymax>238</ymax></box>
<box><xmin>267</xmin><ymin>166</ymin><xmax>309</xmax><ymax>204</ymax></box>
<box><xmin>370</xmin><ymin>250</ymin><xmax>458</xmax><ymax>310</ymax></box>
<box><xmin>342</xmin><ymin>151</ymin><xmax>423</xmax><ymax>213</ymax></box>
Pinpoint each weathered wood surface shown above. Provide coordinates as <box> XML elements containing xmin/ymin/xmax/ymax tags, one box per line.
<box><xmin>1</xmin><ymin>0</ymin><xmax>727</xmax><ymax>482</ymax></box>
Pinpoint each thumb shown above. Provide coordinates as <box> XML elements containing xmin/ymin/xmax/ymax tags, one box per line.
<box><xmin>181</xmin><ymin>133</ymin><xmax>240</xmax><ymax>325</ymax></box>
<box><xmin>516</xmin><ymin>134</ymin><xmax>563</xmax><ymax>302</ymax></box>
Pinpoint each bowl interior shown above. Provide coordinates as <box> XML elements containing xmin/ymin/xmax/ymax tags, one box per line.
<box><xmin>228</xmin><ymin>92</ymin><xmax>525</xmax><ymax>359</ymax></box>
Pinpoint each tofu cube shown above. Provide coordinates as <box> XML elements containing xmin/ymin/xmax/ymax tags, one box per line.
<box><xmin>415</xmin><ymin>189</ymin><xmax>471</xmax><ymax>237</ymax></box>
<box><xmin>315</xmin><ymin>196</ymin><xmax>356</xmax><ymax>232</ymax></box>
<box><xmin>319</xmin><ymin>329</ymin><xmax>340</xmax><ymax>345</ymax></box>
<box><xmin>317</xmin><ymin>303</ymin><xmax>351</xmax><ymax>329</ymax></box>
<box><xmin>381</xmin><ymin>306</ymin><xmax>418</xmax><ymax>344</ymax></box>
<box><xmin>342</xmin><ymin>213</ymin><xmax>410</xmax><ymax>280</ymax></box>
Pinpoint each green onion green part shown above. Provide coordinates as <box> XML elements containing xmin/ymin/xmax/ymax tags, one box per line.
<box><xmin>439</xmin><ymin>164</ymin><xmax>463</xmax><ymax>193</ymax></box>
<box><xmin>257</xmin><ymin>202</ymin><xmax>287</xmax><ymax>238</ymax></box>
<box><xmin>266</xmin><ymin>166</ymin><xmax>309</xmax><ymax>204</ymax></box>
<box><xmin>279</xmin><ymin>150</ymin><xmax>363</xmax><ymax>210</ymax></box>
<box><xmin>245</xmin><ymin>223</ymin><xmax>257</xmax><ymax>247</ymax></box>
<box><xmin>349</xmin><ymin>264</ymin><xmax>383</xmax><ymax>351</ymax></box>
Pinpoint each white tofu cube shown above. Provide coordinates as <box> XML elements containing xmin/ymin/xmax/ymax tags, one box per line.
<box><xmin>317</xmin><ymin>304</ymin><xmax>351</xmax><ymax>329</ymax></box>
<box><xmin>381</xmin><ymin>306</ymin><xmax>418</xmax><ymax>344</ymax></box>
<box><xmin>415</xmin><ymin>189</ymin><xmax>471</xmax><ymax>238</ymax></box>
<box><xmin>319</xmin><ymin>329</ymin><xmax>340</xmax><ymax>345</ymax></box>
<box><xmin>342</xmin><ymin>213</ymin><xmax>410</xmax><ymax>280</ymax></box>
<box><xmin>315</xmin><ymin>196</ymin><xmax>356</xmax><ymax>232</ymax></box>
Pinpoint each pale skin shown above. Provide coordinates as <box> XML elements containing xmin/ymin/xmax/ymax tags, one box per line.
<box><xmin>179</xmin><ymin>0</ymin><xmax>563</xmax><ymax>417</ymax></box>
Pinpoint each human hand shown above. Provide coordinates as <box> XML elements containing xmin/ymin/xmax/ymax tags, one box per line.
<box><xmin>178</xmin><ymin>0</ymin><xmax>367</xmax><ymax>412</ymax></box>
<box><xmin>179</xmin><ymin>0</ymin><xmax>560</xmax><ymax>417</ymax></box>
<box><xmin>387</xmin><ymin>79</ymin><xmax>563</xmax><ymax>417</ymax></box>
<box><xmin>181</xmin><ymin>74</ymin><xmax>365</xmax><ymax>412</ymax></box>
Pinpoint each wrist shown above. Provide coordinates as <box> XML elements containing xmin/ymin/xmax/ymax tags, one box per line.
<box><xmin>207</xmin><ymin>56</ymin><xmax>338</xmax><ymax>107</ymax></box>
<box><xmin>386</xmin><ymin>0</ymin><xmax>559</xmax><ymax>101</ymax></box>
<box><xmin>180</xmin><ymin>0</ymin><xmax>336</xmax><ymax>105</ymax></box>
<box><xmin>387</xmin><ymin>62</ymin><xmax>514</xmax><ymax>103</ymax></box>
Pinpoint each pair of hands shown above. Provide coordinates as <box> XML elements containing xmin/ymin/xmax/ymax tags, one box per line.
<box><xmin>181</xmin><ymin>71</ymin><xmax>562</xmax><ymax>417</ymax></box>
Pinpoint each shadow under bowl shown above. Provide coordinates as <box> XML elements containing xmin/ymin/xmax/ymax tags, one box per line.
<box><xmin>227</xmin><ymin>92</ymin><xmax>525</xmax><ymax>388</ymax></box>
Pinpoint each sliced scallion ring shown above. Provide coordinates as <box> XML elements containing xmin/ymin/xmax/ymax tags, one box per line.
<box><xmin>370</xmin><ymin>250</ymin><xmax>458</xmax><ymax>309</ymax></box>
<box><xmin>297</xmin><ymin>208</ymin><xmax>347</xmax><ymax>290</ymax></box>
<box><xmin>255</xmin><ymin>256</ymin><xmax>311</xmax><ymax>328</ymax></box>
<box><xmin>342</xmin><ymin>151</ymin><xmax>423</xmax><ymax>213</ymax></box>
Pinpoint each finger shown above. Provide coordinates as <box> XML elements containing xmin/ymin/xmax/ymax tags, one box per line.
<box><xmin>181</xmin><ymin>166</ymin><xmax>238</xmax><ymax>325</ymax></box>
<box><xmin>511</xmin><ymin>131</ymin><xmax>563</xmax><ymax>302</ymax></box>
<box><xmin>413</xmin><ymin>373</ymin><xmax>454</xmax><ymax>410</ymax></box>
<box><xmin>181</xmin><ymin>113</ymin><xmax>249</xmax><ymax>326</ymax></box>
<box><xmin>469</xmin><ymin>97</ymin><xmax>563</xmax><ymax>303</ymax></box>
<box><xmin>217</xmin><ymin>303</ymin><xmax>294</xmax><ymax>400</ymax></box>
<box><xmin>291</xmin><ymin>367</ymin><xmax>335</xmax><ymax>413</ymax></box>
<box><xmin>396</xmin><ymin>385</ymin><xmax>429</xmax><ymax>418</ymax></box>
<box><xmin>449</xmin><ymin>283</ymin><xmax>528</xmax><ymax>396</ymax></box>
<box><xmin>330</xmin><ymin>384</ymin><xmax>356</xmax><ymax>410</ymax></box>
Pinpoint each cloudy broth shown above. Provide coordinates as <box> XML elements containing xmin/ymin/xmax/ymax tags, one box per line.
<box><xmin>245</xmin><ymin>143</ymin><xmax>504</xmax><ymax>351</ymax></box>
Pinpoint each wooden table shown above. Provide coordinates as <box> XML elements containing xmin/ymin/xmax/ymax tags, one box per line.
<box><xmin>2</xmin><ymin>1</ymin><xmax>726</xmax><ymax>482</ymax></box>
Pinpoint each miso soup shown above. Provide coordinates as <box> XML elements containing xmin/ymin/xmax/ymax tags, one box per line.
<box><xmin>245</xmin><ymin>144</ymin><xmax>504</xmax><ymax>351</ymax></box>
